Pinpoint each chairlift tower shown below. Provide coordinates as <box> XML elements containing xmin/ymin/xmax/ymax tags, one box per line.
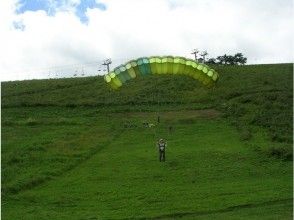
<box><xmin>200</xmin><ymin>51</ymin><xmax>208</xmax><ymax>63</ymax></box>
<box><xmin>191</xmin><ymin>49</ymin><xmax>199</xmax><ymax>61</ymax></box>
<box><xmin>102</xmin><ymin>58</ymin><xmax>112</xmax><ymax>73</ymax></box>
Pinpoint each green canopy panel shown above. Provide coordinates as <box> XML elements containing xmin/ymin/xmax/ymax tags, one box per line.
<box><xmin>104</xmin><ymin>56</ymin><xmax>219</xmax><ymax>89</ymax></box>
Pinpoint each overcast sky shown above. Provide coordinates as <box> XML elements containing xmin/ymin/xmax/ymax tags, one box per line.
<box><xmin>0</xmin><ymin>0</ymin><xmax>293</xmax><ymax>81</ymax></box>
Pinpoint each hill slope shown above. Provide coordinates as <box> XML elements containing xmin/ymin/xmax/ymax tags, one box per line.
<box><xmin>2</xmin><ymin>63</ymin><xmax>293</xmax><ymax>145</ymax></box>
<box><xmin>2</xmin><ymin>109</ymin><xmax>293</xmax><ymax>219</ymax></box>
<box><xmin>1</xmin><ymin>63</ymin><xmax>293</xmax><ymax>219</ymax></box>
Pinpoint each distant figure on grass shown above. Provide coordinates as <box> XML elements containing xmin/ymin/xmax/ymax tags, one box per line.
<box><xmin>157</xmin><ymin>138</ymin><xmax>167</xmax><ymax>162</ymax></box>
<box><xmin>168</xmin><ymin>125</ymin><xmax>173</xmax><ymax>134</ymax></box>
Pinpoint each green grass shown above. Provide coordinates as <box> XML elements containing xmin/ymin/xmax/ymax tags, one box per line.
<box><xmin>1</xmin><ymin>63</ymin><xmax>293</xmax><ymax>219</ymax></box>
<box><xmin>2</xmin><ymin>63</ymin><xmax>293</xmax><ymax>144</ymax></box>
<box><xmin>2</xmin><ymin>108</ymin><xmax>292</xmax><ymax>219</ymax></box>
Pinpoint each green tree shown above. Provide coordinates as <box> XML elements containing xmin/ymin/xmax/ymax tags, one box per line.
<box><xmin>206</xmin><ymin>58</ymin><xmax>216</xmax><ymax>64</ymax></box>
<box><xmin>234</xmin><ymin>53</ymin><xmax>247</xmax><ymax>65</ymax></box>
<box><xmin>216</xmin><ymin>53</ymin><xmax>247</xmax><ymax>65</ymax></box>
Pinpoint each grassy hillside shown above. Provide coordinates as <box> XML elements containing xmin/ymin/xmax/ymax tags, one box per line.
<box><xmin>2</xmin><ymin>63</ymin><xmax>293</xmax><ymax>147</ymax></box>
<box><xmin>2</xmin><ymin>64</ymin><xmax>292</xmax><ymax>108</ymax></box>
<box><xmin>1</xmin><ymin>63</ymin><xmax>293</xmax><ymax>219</ymax></box>
<box><xmin>2</xmin><ymin>109</ymin><xmax>293</xmax><ymax>219</ymax></box>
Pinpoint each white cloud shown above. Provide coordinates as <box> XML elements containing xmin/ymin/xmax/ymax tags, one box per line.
<box><xmin>0</xmin><ymin>0</ymin><xmax>293</xmax><ymax>81</ymax></box>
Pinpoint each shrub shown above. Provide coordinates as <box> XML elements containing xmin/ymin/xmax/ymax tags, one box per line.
<box><xmin>7</xmin><ymin>156</ymin><xmax>23</xmax><ymax>165</ymax></box>
<box><xmin>266</xmin><ymin>145</ymin><xmax>293</xmax><ymax>161</ymax></box>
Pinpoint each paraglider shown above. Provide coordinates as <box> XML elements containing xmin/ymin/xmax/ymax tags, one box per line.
<box><xmin>104</xmin><ymin>56</ymin><xmax>219</xmax><ymax>90</ymax></box>
<box><xmin>103</xmin><ymin>55</ymin><xmax>220</xmax><ymax>162</ymax></box>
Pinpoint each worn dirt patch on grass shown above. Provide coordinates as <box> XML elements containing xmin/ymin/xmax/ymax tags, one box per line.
<box><xmin>120</xmin><ymin>109</ymin><xmax>221</xmax><ymax>120</ymax></box>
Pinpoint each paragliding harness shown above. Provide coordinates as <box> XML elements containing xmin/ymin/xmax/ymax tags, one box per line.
<box><xmin>158</xmin><ymin>140</ymin><xmax>166</xmax><ymax>162</ymax></box>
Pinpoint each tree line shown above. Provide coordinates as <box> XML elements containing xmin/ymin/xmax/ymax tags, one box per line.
<box><xmin>205</xmin><ymin>53</ymin><xmax>247</xmax><ymax>65</ymax></box>
<box><xmin>192</xmin><ymin>49</ymin><xmax>247</xmax><ymax>65</ymax></box>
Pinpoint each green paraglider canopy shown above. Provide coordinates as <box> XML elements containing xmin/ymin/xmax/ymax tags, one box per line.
<box><xmin>104</xmin><ymin>56</ymin><xmax>219</xmax><ymax>89</ymax></box>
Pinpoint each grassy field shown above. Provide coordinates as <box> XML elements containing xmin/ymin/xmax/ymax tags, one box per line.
<box><xmin>1</xmin><ymin>63</ymin><xmax>293</xmax><ymax>219</ymax></box>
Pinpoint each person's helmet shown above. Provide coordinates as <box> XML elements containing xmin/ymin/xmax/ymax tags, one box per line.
<box><xmin>159</xmin><ymin>138</ymin><xmax>164</xmax><ymax>142</ymax></box>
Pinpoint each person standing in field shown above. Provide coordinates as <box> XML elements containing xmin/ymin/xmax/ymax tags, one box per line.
<box><xmin>157</xmin><ymin>138</ymin><xmax>167</xmax><ymax>162</ymax></box>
